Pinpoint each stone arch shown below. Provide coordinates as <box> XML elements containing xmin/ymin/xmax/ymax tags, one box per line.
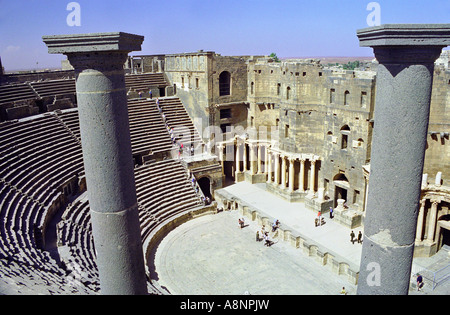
<box><xmin>333</xmin><ymin>173</ymin><xmax>350</xmax><ymax>207</ymax></box>
<box><xmin>344</xmin><ymin>90</ymin><xmax>350</xmax><ymax>105</ymax></box>
<box><xmin>219</xmin><ymin>71</ymin><xmax>231</xmax><ymax>96</ymax></box>
<box><xmin>340</xmin><ymin>125</ymin><xmax>351</xmax><ymax>149</ymax></box>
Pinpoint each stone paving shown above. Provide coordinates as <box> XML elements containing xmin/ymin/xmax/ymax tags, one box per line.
<box><xmin>150</xmin><ymin>182</ymin><xmax>450</xmax><ymax>295</ymax></box>
<box><xmin>221</xmin><ymin>182</ymin><xmax>364</xmax><ymax>266</ymax></box>
<box><xmin>152</xmin><ymin>210</ymin><xmax>356</xmax><ymax>295</ymax></box>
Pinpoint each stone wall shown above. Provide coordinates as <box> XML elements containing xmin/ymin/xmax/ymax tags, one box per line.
<box><xmin>164</xmin><ymin>52</ymin><xmax>251</xmax><ymax>142</ymax></box>
<box><xmin>165</xmin><ymin>52</ymin><xmax>213</xmax><ymax>140</ymax></box>
<box><xmin>247</xmin><ymin>58</ymin><xmax>376</xmax><ymax>213</ymax></box>
<box><xmin>425</xmin><ymin>67</ymin><xmax>450</xmax><ymax>185</ymax></box>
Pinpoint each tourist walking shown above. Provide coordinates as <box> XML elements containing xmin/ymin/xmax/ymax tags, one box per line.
<box><xmin>416</xmin><ymin>274</ymin><xmax>424</xmax><ymax>291</ymax></box>
<box><xmin>357</xmin><ymin>231</ymin><xmax>363</xmax><ymax>244</ymax></box>
<box><xmin>350</xmin><ymin>230</ymin><xmax>355</xmax><ymax>244</ymax></box>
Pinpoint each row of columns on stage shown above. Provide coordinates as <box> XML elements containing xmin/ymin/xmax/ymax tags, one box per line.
<box><xmin>217</xmin><ymin>141</ymin><xmax>320</xmax><ymax>195</ymax></box>
<box><xmin>415</xmin><ymin>198</ymin><xmax>444</xmax><ymax>245</ymax></box>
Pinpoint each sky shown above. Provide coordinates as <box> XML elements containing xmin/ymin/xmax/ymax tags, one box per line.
<box><xmin>0</xmin><ymin>0</ymin><xmax>449</xmax><ymax>71</ymax></box>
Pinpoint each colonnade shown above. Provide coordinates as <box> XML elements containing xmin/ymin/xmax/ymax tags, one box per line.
<box><xmin>217</xmin><ymin>139</ymin><xmax>320</xmax><ymax>196</ymax></box>
<box><xmin>415</xmin><ymin>196</ymin><xmax>448</xmax><ymax>246</ymax></box>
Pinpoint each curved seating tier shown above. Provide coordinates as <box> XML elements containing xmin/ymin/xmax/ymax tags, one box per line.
<box><xmin>0</xmin><ymin>113</ymin><xmax>92</xmax><ymax>294</ymax></box>
<box><xmin>55</xmin><ymin>158</ymin><xmax>204</xmax><ymax>294</ymax></box>
<box><xmin>158</xmin><ymin>97</ymin><xmax>203</xmax><ymax>148</ymax></box>
<box><xmin>125</xmin><ymin>73</ymin><xmax>169</xmax><ymax>91</ymax></box>
<box><xmin>135</xmin><ymin>159</ymin><xmax>204</xmax><ymax>241</ymax></box>
<box><xmin>0</xmin><ymin>83</ymin><xmax>37</xmax><ymax>104</ymax></box>
<box><xmin>30</xmin><ymin>79</ymin><xmax>76</xmax><ymax>98</ymax></box>
<box><xmin>0</xmin><ymin>86</ymin><xmax>208</xmax><ymax>294</ymax></box>
<box><xmin>127</xmin><ymin>99</ymin><xmax>174</xmax><ymax>154</ymax></box>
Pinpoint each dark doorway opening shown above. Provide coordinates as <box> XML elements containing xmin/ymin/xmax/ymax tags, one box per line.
<box><xmin>219</xmin><ymin>71</ymin><xmax>231</xmax><ymax>96</ymax></box>
<box><xmin>334</xmin><ymin>186</ymin><xmax>348</xmax><ymax>208</ymax></box>
<box><xmin>198</xmin><ymin>177</ymin><xmax>211</xmax><ymax>199</ymax></box>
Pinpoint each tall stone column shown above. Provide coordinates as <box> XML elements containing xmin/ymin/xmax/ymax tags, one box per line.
<box><xmin>426</xmin><ymin>200</ymin><xmax>439</xmax><ymax>244</ymax></box>
<box><xmin>267</xmin><ymin>151</ymin><xmax>273</xmax><ymax>183</ymax></box>
<box><xmin>298</xmin><ymin>159</ymin><xmax>305</xmax><ymax>192</ymax></box>
<box><xmin>274</xmin><ymin>153</ymin><xmax>280</xmax><ymax>185</ymax></box>
<box><xmin>257</xmin><ymin>145</ymin><xmax>263</xmax><ymax>174</ymax></box>
<box><xmin>250</xmin><ymin>144</ymin><xmax>257</xmax><ymax>175</ymax></box>
<box><xmin>281</xmin><ymin>155</ymin><xmax>286</xmax><ymax>188</ymax></box>
<box><xmin>218</xmin><ymin>144</ymin><xmax>225</xmax><ymax>176</ymax></box>
<box><xmin>243</xmin><ymin>143</ymin><xmax>248</xmax><ymax>172</ymax></box>
<box><xmin>43</xmin><ymin>32</ymin><xmax>148</xmax><ymax>295</ymax></box>
<box><xmin>309</xmin><ymin>160</ymin><xmax>316</xmax><ymax>194</ymax></box>
<box><xmin>356</xmin><ymin>24</ymin><xmax>450</xmax><ymax>295</ymax></box>
<box><xmin>288</xmin><ymin>158</ymin><xmax>295</xmax><ymax>192</ymax></box>
<box><xmin>415</xmin><ymin>199</ymin><xmax>426</xmax><ymax>243</ymax></box>
<box><xmin>235</xmin><ymin>143</ymin><xmax>241</xmax><ymax>180</ymax></box>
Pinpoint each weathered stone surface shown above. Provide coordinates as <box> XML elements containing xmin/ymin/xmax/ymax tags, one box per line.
<box><xmin>43</xmin><ymin>32</ymin><xmax>148</xmax><ymax>295</ymax></box>
<box><xmin>356</xmin><ymin>24</ymin><xmax>450</xmax><ymax>295</ymax></box>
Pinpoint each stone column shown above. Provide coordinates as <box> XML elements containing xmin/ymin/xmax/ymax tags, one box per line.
<box><xmin>309</xmin><ymin>160</ymin><xmax>316</xmax><ymax>194</ymax></box>
<box><xmin>267</xmin><ymin>151</ymin><xmax>273</xmax><ymax>184</ymax></box>
<box><xmin>264</xmin><ymin>145</ymin><xmax>269</xmax><ymax>175</ymax></box>
<box><xmin>250</xmin><ymin>144</ymin><xmax>257</xmax><ymax>175</ymax></box>
<box><xmin>281</xmin><ymin>155</ymin><xmax>286</xmax><ymax>188</ymax></box>
<box><xmin>257</xmin><ymin>144</ymin><xmax>263</xmax><ymax>174</ymax></box>
<box><xmin>43</xmin><ymin>32</ymin><xmax>148</xmax><ymax>295</ymax></box>
<box><xmin>243</xmin><ymin>143</ymin><xmax>248</xmax><ymax>173</ymax></box>
<box><xmin>426</xmin><ymin>200</ymin><xmax>439</xmax><ymax>244</ymax></box>
<box><xmin>235</xmin><ymin>143</ymin><xmax>241</xmax><ymax>179</ymax></box>
<box><xmin>218</xmin><ymin>144</ymin><xmax>225</xmax><ymax>176</ymax></box>
<box><xmin>415</xmin><ymin>199</ymin><xmax>426</xmax><ymax>243</ymax></box>
<box><xmin>274</xmin><ymin>153</ymin><xmax>280</xmax><ymax>185</ymax></box>
<box><xmin>298</xmin><ymin>159</ymin><xmax>305</xmax><ymax>192</ymax></box>
<box><xmin>356</xmin><ymin>24</ymin><xmax>450</xmax><ymax>295</ymax></box>
<box><xmin>288</xmin><ymin>158</ymin><xmax>295</xmax><ymax>192</ymax></box>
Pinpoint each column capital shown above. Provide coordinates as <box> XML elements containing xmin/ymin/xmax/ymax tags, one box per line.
<box><xmin>357</xmin><ymin>24</ymin><xmax>450</xmax><ymax>64</ymax></box>
<box><xmin>43</xmin><ymin>32</ymin><xmax>144</xmax><ymax>72</ymax></box>
<box><xmin>357</xmin><ymin>24</ymin><xmax>450</xmax><ymax>47</ymax></box>
<box><xmin>43</xmin><ymin>32</ymin><xmax>144</xmax><ymax>55</ymax></box>
<box><xmin>431</xmin><ymin>200</ymin><xmax>440</xmax><ymax>207</ymax></box>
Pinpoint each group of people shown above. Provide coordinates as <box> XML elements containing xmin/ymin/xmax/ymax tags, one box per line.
<box><xmin>315</xmin><ymin>211</ymin><xmax>326</xmax><ymax>227</ymax></box>
<box><xmin>188</xmin><ymin>171</ymin><xmax>210</xmax><ymax>205</ymax></box>
<box><xmin>258</xmin><ymin>221</ymin><xmax>280</xmax><ymax>247</ymax></box>
<box><xmin>256</xmin><ymin>224</ymin><xmax>273</xmax><ymax>247</ymax></box>
<box><xmin>236</xmin><ymin>218</ymin><xmax>280</xmax><ymax>248</ymax></box>
<box><xmin>349</xmin><ymin>230</ymin><xmax>363</xmax><ymax>244</ymax></box>
<box><xmin>156</xmin><ymin>98</ymin><xmax>188</xmax><ymax>159</ymax></box>
<box><xmin>138</xmin><ymin>89</ymin><xmax>153</xmax><ymax>99</ymax></box>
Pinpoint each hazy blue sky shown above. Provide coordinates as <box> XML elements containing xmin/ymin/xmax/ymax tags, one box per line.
<box><xmin>1</xmin><ymin>0</ymin><xmax>449</xmax><ymax>71</ymax></box>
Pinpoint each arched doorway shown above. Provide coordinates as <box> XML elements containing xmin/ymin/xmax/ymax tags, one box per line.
<box><xmin>437</xmin><ymin>213</ymin><xmax>450</xmax><ymax>251</ymax></box>
<box><xmin>219</xmin><ymin>71</ymin><xmax>231</xmax><ymax>96</ymax></box>
<box><xmin>198</xmin><ymin>177</ymin><xmax>212</xmax><ymax>199</ymax></box>
<box><xmin>333</xmin><ymin>173</ymin><xmax>349</xmax><ymax>208</ymax></box>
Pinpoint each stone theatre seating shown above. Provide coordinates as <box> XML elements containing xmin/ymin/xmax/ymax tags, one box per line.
<box><xmin>125</xmin><ymin>73</ymin><xmax>168</xmax><ymax>92</ymax></box>
<box><xmin>0</xmin><ymin>113</ymin><xmax>90</xmax><ymax>294</ymax></box>
<box><xmin>135</xmin><ymin>159</ymin><xmax>204</xmax><ymax>241</ymax></box>
<box><xmin>30</xmin><ymin>79</ymin><xmax>76</xmax><ymax>98</ymax></box>
<box><xmin>0</xmin><ymin>83</ymin><xmax>37</xmax><ymax>104</ymax></box>
<box><xmin>0</xmin><ymin>92</ymin><xmax>208</xmax><ymax>294</ymax></box>
<box><xmin>127</xmin><ymin>98</ymin><xmax>174</xmax><ymax>155</ymax></box>
<box><xmin>158</xmin><ymin>97</ymin><xmax>203</xmax><ymax>148</ymax></box>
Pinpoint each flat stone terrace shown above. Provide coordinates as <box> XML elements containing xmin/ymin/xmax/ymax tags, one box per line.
<box><xmin>150</xmin><ymin>181</ymin><xmax>450</xmax><ymax>295</ymax></box>
<box><xmin>151</xmin><ymin>209</ymin><xmax>355</xmax><ymax>295</ymax></box>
